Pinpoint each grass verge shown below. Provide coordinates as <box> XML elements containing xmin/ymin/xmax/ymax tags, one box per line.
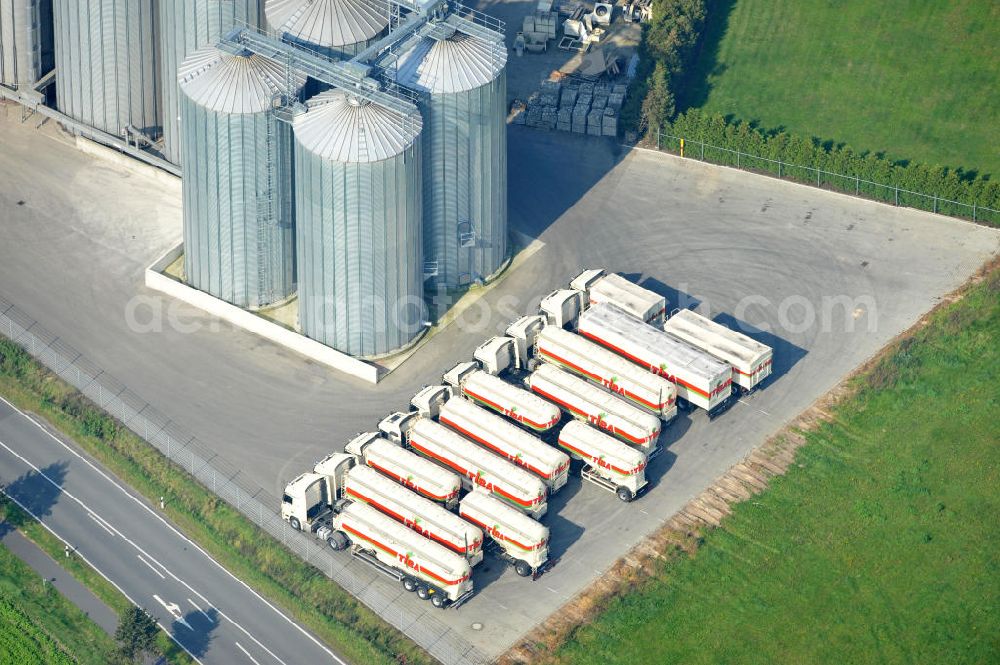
<box><xmin>0</xmin><ymin>498</ymin><xmax>190</xmax><ymax>663</ymax></box>
<box><xmin>508</xmin><ymin>262</ymin><xmax>999</xmax><ymax>664</ymax></box>
<box><xmin>0</xmin><ymin>538</ymin><xmax>112</xmax><ymax>664</ymax></box>
<box><xmin>0</xmin><ymin>341</ymin><xmax>432</xmax><ymax>665</ymax></box>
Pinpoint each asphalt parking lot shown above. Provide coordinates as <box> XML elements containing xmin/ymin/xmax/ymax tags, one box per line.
<box><xmin>1</xmin><ymin>108</ymin><xmax>996</xmax><ymax>659</ymax></box>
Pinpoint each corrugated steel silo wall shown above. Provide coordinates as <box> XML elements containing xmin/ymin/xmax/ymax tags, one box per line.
<box><xmin>159</xmin><ymin>0</ymin><xmax>261</xmax><ymax>165</ymax></box>
<box><xmin>52</xmin><ymin>0</ymin><xmax>159</xmax><ymax>137</ymax></box>
<box><xmin>423</xmin><ymin>67</ymin><xmax>507</xmax><ymax>287</ymax></box>
<box><xmin>1</xmin><ymin>0</ymin><xmax>53</xmax><ymax>88</ymax></box>
<box><xmin>296</xmin><ymin>140</ymin><xmax>423</xmax><ymax>357</ymax></box>
<box><xmin>181</xmin><ymin>94</ymin><xmax>295</xmax><ymax>309</ymax></box>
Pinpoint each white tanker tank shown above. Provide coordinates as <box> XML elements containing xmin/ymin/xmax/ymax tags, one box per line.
<box><xmin>536</xmin><ymin>326</ymin><xmax>677</xmax><ymax>420</ymax></box>
<box><xmin>379</xmin><ymin>410</ymin><xmax>548</xmax><ymax>519</ymax></box>
<box><xmin>443</xmin><ymin>362</ymin><xmax>561</xmax><ymax>433</ymax></box>
<box><xmin>344</xmin><ymin>432</ymin><xmax>461</xmax><ymax>508</ymax></box>
<box><xmin>578</xmin><ymin>302</ymin><xmax>733</xmax><ymax>413</ymax></box>
<box><xmin>313</xmin><ymin>454</ymin><xmax>483</xmax><ymax>564</ymax></box>
<box><xmin>330</xmin><ymin>501</ymin><xmax>474</xmax><ymax>607</ymax></box>
<box><xmin>662</xmin><ymin>309</ymin><xmax>773</xmax><ymax>392</ymax></box>
<box><xmin>558</xmin><ymin>421</ymin><xmax>648</xmax><ymax>502</ymax></box>
<box><xmin>525</xmin><ymin>364</ymin><xmax>661</xmax><ymax>453</ymax></box>
<box><xmin>571</xmin><ymin>269</ymin><xmax>667</xmax><ymax>324</ymax></box>
<box><xmin>412</xmin><ymin>386</ymin><xmax>570</xmax><ymax>493</ymax></box>
<box><xmin>460</xmin><ymin>490</ymin><xmax>549</xmax><ymax>577</ymax></box>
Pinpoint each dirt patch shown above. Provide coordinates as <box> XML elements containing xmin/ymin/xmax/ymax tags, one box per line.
<box><xmin>500</xmin><ymin>254</ymin><xmax>999</xmax><ymax>665</ymax></box>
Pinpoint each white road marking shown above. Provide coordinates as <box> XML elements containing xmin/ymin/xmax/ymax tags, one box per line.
<box><xmin>235</xmin><ymin>642</ymin><xmax>263</xmax><ymax>665</ymax></box>
<box><xmin>154</xmin><ymin>594</ymin><xmax>193</xmax><ymax>631</ymax></box>
<box><xmin>0</xmin><ymin>468</ymin><xmax>205</xmax><ymax>665</ymax></box>
<box><xmin>546</xmin><ymin>586</ymin><xmax>559</xmax><ymax>594</ymax></box>
<box><xmin>137</xmin><ymin>554</ymin><xmax>166</xmax><ymax>580</ymax></box>
<box><xmin>88</xmin><ymin>512</ymin><xmax>115</xmax><ymax>536</ymax></box>
<box><xmin>188</xmin><ymin>597</ymin><xmax>215</xmax><ymax>624</ymax></box>
<box><xmin>4</xmin><ymin>397</ymin><xmax>345</xmax><ymax>665</ymax></box>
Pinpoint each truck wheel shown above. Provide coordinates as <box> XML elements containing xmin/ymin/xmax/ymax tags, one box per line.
<box><xmin>326</xmin><ymin>532</ymin><xmax>349</xmax><ymax>551</ymax></box>
<box><xmin>288</xmin><ymin>517</ymin><xmax>301</xmax><ymax>532</ymax></box>
<box><xmin>416</xmin><ymin>585</ymin><xmax>430</xmax><ymax>600</ymax></box>
<box><xmin>431</xmin><ymin>594</ymin><xmax>446</xmax><ymax>609</ymax></box>
<box><xmin>514</xmin><ymin>560</ymin><xmax>533</xmax><ymax>578</ymax></box>
<box><xmin>616</xmin><ymin>486</ymin><xmax>634</xmax><ymax>503</ymax></box>
<box><xmin>403</xmin><ymin>577</ymin><xmax>418</xmax><ymax>593</ymax></box>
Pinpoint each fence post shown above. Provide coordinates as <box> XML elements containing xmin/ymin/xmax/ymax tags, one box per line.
<box><xmin>736</xmin><ymin>151</ymin><xmax>740</xmax><ymax>168</ymax></box>
<box><xmin>933</xmin><ymin>195</ymin><xmax>938</xmax><ymax>214</ymax></box>
<box><xmin>778</xmin><ymin>161</ymin><xmax>782</xmax><ymax>178</ymax></box>
<box><xmin>700</xmin><ymin>141</ymin><xmax>704</xmax><ymax>160</ymax></box>
<box><xmin>895</xmin><ymin>187</ymin><xmax>899</xmax><ymax>206</ymax></box>
<box><xmin>856</xmin><ymin>175</ymin><xmax>860</xmax><ymax>195</ymax></box>
<box><xmin>816</xmin><ymin>169</ymin><xmax>820</xmax><ymax>186</ymax></box>
<box><xmin>973</xmin><ymin>203</ymin><xmax>977</xmax><ymax>222</ymax></box>
<box><xmin>656</xmin><ymin>127</ymin><xmax>660</xmax><ymax>150</ymax></box>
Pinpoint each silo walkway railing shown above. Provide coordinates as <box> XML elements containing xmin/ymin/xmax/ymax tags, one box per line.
<box><xmin>0</xmin><ymin>294</ymin><xmax>492</xmax><ymax>665</ymax></box>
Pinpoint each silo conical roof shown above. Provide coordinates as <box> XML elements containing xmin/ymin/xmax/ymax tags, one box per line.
<box><xmin>294</xmin><ymin>89</ymin><xmax>422</xmax><ymax>163</ymax></box>
<box><xmin>265</xmin><ymin>0</ymin><xmax>389</xmax><ymax>49</ymax></box>
<box><xmin>178</xmin><ymin>45</ymin><xmax>305</xmax><ymax>114</ymax></box>
<box><xmin>395</xmin><ymin>31</ymin><xmax>506</xmax><ymax>94</ymax></box>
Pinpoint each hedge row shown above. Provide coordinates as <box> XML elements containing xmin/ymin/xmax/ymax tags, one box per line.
<box><xmin>654</xmin><ymin>109</ymin><xmax>1000</xmax><ymax>224</ymax></box>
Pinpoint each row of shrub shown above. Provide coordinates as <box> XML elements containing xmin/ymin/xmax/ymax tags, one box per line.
<box><xmin>622</xmin><ymin>1</ymin><xmax>999</xmax><ymax>225</ymax></box>
<box><xmin>0</xmin><ymin>336</ymin><xmax>432</xmax><ymax>665</ymax></box>
<box><xmin>655</xmin><ymin>109</ymin><xmax>1000</xmax><ymax>224</ymax></box>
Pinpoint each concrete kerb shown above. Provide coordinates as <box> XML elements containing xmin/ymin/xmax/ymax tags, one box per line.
<box><xmin>144</xmin><ymin>244</ymin><xmax>382</xmax><ymax>384</ymax></box>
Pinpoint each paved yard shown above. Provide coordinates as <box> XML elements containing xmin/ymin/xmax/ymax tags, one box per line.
<box><xmin>0</xmin><ymin>108</ymin><xmax>996</xmax><ymax>659</ymax></box>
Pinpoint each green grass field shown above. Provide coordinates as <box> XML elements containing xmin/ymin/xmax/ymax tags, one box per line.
<box><xmin>683</xmin><ymin>0</ymin><xmax>1000</xmax><ymax>177</ymax></box>
<box><xmin>0</xmin><ymin>544</ymin><xmax>115</xmax><ymax>665</ymax></box>
<box><xmin>547</xmin><ymin>265</ymin><xmax>999</xmax><ymax>664</ymax></box>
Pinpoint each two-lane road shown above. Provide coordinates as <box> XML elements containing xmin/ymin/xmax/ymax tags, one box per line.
<box><xmin>0</xmin><ymin>396</ymin><xmax>344</xmax><ymax>665</ymax></box>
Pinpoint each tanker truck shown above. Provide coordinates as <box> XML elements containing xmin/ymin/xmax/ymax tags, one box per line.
<box><xmin>411</xmin><ymin>385</ymin><xmax>570</xmax><ymax>493</ymax></box>
<box><xmin>312</xmin><ymin>453</ymin><xmax>483</xmax><ymax>564</ymax></box>
<box><xmin>570</xmin><ymin>269</ymin><xmax>667</xmax><ymax>324</ymax></box>
<box><xmin>535</xmin><ymin>325</ymin><xmax>678</xmax><ymax>421</ymax></box>
<box><xmin>578</xmin><ymin>302</ymin><xmax>733</xmax><ymax>413</ymax></box>
<box><xmin>443</xmin><ymin>361</ymin><xmax>561</xmax><ymax>433</ymax></box>
<box><xmin>460</xmin><ymin>490</ymin><xmax>550</xmax><ymax>578</ymax></box>
<box><xmin>379</xmin><ymin>410</ymin><xmax>549</xmax><ymax>519</ymax></box>
<box><xmin>662</xmin><ymin>309</ymin><xmax>773</xmax><ymax>392</ymax></box>
<box><xmin>525</xmin><ymin>363</ymin><xmax>662</xmax><ymax>455</ymax></box>
<box><xmin>558</xmin><ymin>421</ymin><xmax>648</xmax><ymax>502</ymax></box>
<box><xmin>280</xmin><ymin>475</ymin><xmax>473</xmax><ymax>607</ymax></box>
<box><xmin>344</xmin><ymin>432</ymin><xmax>462</xmax><ymax>508</ymax></box>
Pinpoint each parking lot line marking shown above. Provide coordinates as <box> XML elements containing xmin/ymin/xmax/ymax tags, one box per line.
<box><xmin>546</xmin><ymin>587</ymin><xmax>559</xmax><ymax>594</ymax></box>
<box><xmin>137</xmin><ymin>554</ymin><xmax>166</xmax><ymax>580</ymax></box>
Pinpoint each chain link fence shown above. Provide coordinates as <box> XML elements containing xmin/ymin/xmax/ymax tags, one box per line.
<box><xmin>651</xmin><ymin>129</ymin><xmax>1000</xmax><ymax>226</ymax></box>
<box><xmin>0</xmin><ymin>295</ymin><xmax>490</xmax><ymax>665</ymax></box>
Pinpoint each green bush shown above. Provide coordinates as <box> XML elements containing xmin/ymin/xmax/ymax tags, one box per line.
<box><xmin>658</xmin><ymin>108</ymin><xmax>1000</xmax><ymax>224</ymax></box>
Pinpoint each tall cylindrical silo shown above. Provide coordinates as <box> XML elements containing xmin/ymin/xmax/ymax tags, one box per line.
<box><xmin>179</xmin><ymin>45</ymin><xmax>305</xmax><ymax>309</ymax></box>
<box><xmin>52</xmin><ymin>0</ymin><xmax>159</xmax><ymax>138</ymax></box>
<box><xmin>159</xmin><ymin>0</ymin><xmax>262</xmax><ymax>165</ymax></box>
<box><xmin>264</xmin><ymin>0</ymin><xmax>389</xmax><ymax>61</ymax></box>
<box><xmin>293</xmin><ymin>89</ymin><xmax>424</xmax><ymax>358</ymax></box>
<box><xmin>395</xmin><ymin>29</ymin><xmax>508</xmax><ymax>288</ymax></box>
<box><xmin>0</xmin><ymin>0</ymin><xmax>54</xmax><ymax>89</ymax></box>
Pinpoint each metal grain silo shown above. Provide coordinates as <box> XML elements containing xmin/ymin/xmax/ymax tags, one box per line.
<box><xmin>0</xmin><ymin>0</ymin><xmax>54</xmax><ymax>89</ymax></box>
<box><xmin>52</xmin><ymin>0</ymin><xmax>159</xmax><ymax>138</ymax></box>
<box><xmin>395</xmin><ymin>28</ymin><xmax>508</xmax><ymax>288</ymax></box>
<box><xmin>179</xmin><ymin>44</ymin><xmax>305</xmax><ymax>309</ymax></box>
<box><xmin>293</xmin><ymin>89</ymin><xmax>424</xmax><ymax>357</ymax></box>
<box><xmin>158</xmin><ymin>0</ymin><xmax>263</xmax><ymax>165</ymax></box>
<box><xmin>264</xmin><ymin>0</ymin><xmax>389</xmax><ymax>61</ymax></box>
